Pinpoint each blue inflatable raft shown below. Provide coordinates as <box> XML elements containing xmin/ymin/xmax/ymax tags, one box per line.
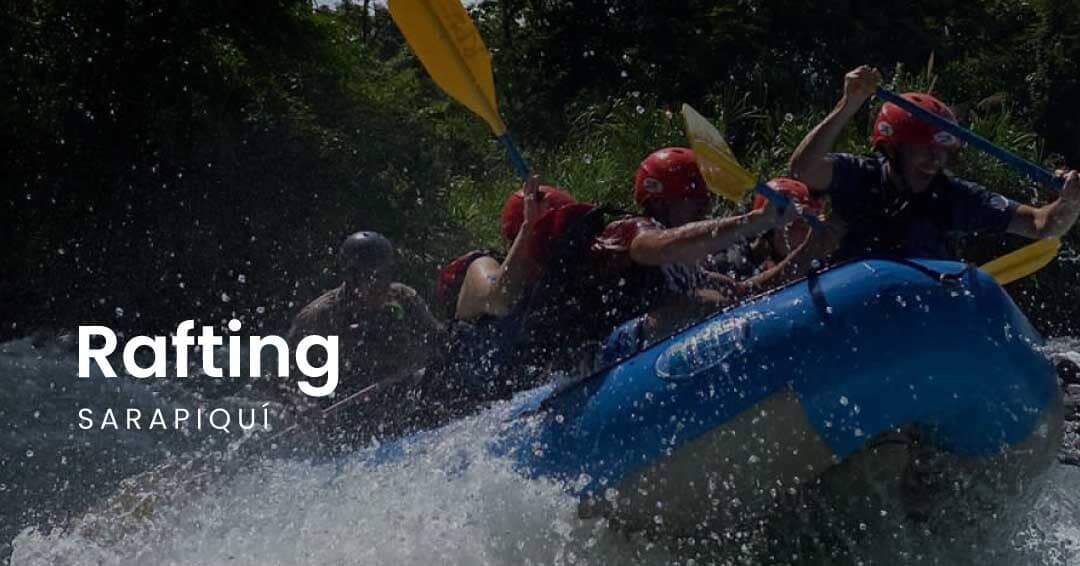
<box><xmin>492</xmin><ymin>258</ymin><xmax>1063</xmax><ymax>534</ymax></box>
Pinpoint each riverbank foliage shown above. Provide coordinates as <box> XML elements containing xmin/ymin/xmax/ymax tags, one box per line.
<box><xmin>3</xmin><ymin>0</ymin><xmax>1079</xmax><ymax>339</ymax></box>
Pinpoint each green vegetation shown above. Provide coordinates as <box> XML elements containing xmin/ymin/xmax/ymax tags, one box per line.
<box><xmin>2</xmin><ymin>0</ymin><xmax>1078</xmax><ymax>339</ymax></box>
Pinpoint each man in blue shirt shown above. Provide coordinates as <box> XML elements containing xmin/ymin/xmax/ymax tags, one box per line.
<box><xmin>789</xmin><ymin>65</ymin><xmax>1080</xmax><ymax>260</ymax></box>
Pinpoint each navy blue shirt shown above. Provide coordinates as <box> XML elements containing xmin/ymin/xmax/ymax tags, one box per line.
<box><xmin>827</xmin><ymin>153</ymin><xmax>1019</xmax><ymax>260</ymax></box>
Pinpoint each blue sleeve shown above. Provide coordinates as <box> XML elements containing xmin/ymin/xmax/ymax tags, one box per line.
<box><xmin>947</xmin><ymin>178</ymin><xmax>1019</xmax><ymax>234</ymax></box>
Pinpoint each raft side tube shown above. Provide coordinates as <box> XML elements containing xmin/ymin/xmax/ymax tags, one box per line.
<box><xmin>501</xmin><ymin>259</ymin><xmax>1060</xmax><ymax>502</ymax></box>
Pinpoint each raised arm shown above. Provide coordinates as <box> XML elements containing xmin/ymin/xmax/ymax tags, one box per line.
<box><xmin>789</xmin><ymin>65</ymin><xmax>882</xmax><ymax>191</ymax></box>
<box><xmin>455</xmin><ymin>175</ymin><xmax>545</xmax><ymax>320</ymax></box>
<box><xmin>1007</xmin><ymin>170</ymin><xmax>1080</xmax><ymax>239</ymax></box>
<box><xmin>629</xmin><ymin>205</ymin><xmax>795</xmax><ymax>267</ymax></box>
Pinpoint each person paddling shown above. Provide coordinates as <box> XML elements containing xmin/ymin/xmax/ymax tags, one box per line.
<box><xmin>282</xmin><ymin>231</ymin><xmax>443</xmax><ymax>425</ymax></box>
<box><xmin>427</xmin><ymin>175</ymin><xmax>580</xmax><ymax>406</ymax></box>
<box><xmin>788</xmin><ymin>65</ymin><xmax>1080</xmax><ymax>261</ymax></box>
<box><xmin>586</xmin><ymin>148</ymin><xmax>802</xmax><ymax>364</ymax></box>
<box><xmin>436</xmin><ymin>175</ymin><xmax>577</xmax><ymax>322</ymax></box>
<box><xmin>711</xmin><ymin>177</ymin><xmax>838</xmax><ymax>291</ymax></box>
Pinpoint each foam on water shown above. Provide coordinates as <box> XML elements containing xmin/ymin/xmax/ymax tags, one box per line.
<box><xmin>5</xmin><ymin>336</ymin><xmax>1080</xmax><ymax>565</ymax></box>
<box><xmin>12</xmin><ymin>421</ymin><xmax>1080</xmax><ymax>565</ymax></box>
<box><xmin>1013</xmin><ymin>465</ymin><xmax>1080</xmax><ymax>565</ymax></box>
<box><xmin>11</xmin><ymin>409</ymin><xmax>673</xmax><ymax>566</ymax></box>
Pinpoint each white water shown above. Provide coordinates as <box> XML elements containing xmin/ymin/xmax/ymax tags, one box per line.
<box><xmin>10</xmin><ymin>410</ymin><xmax>672</xmax><ymax>566</ymax></box>
<box><xmin>4</xmin><ymin>337</ymin><xmax>1080</xmax><ymax>565</ymax></box>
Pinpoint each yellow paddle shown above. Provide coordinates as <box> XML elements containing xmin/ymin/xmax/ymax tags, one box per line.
<box><xmin>681</xmin><ymin>103</ymin><xmax>823</xmax><ymax>228</ymax></box>
<box><xmin>681</xmin><ymin>103</ymin><xmax>757</xmax><ymax>200</ymax></box>
<box><xmin>388</xmin><ymin>0</ymin><xmax>529</xmax><ymax>179</ymax></box>
<box><xmin>979</xmin><ymin>238</ymin><xmax>1062</xmax><ymax>285</ymax></box>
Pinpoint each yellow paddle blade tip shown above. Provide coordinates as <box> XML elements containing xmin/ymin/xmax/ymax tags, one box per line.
<box><xmin>388</xmin><ymin>0</ymin><xmax>507</xmax><ymax>136</ymax></box>
<box><xmin>980</xmin><ymin>238</ymin><xmax>1061</xmax><ymax>285</ymax></box>
<box><xmin>680</xmin><ymin>104</ymin><xmax>757</xmax><ymax>202</ymax></box>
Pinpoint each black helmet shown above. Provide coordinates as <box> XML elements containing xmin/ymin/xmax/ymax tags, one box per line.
<box><xmin>338</xmin><ymin>231</ymin><xmax>395</xmax><ymax>279</ymax></box>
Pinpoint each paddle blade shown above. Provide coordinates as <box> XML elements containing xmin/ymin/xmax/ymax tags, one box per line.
<box><xmin>980</xmin><ymin>238</ymin><xmax>1061</xmax><ymax>285</ymax></box>
<box><xmin>680</xmin><ymin>104</ymin><xmax>757</xmax><ymax>202</ymax></box>
<box><xmin>389</xmin><ymin>0</ymin><xmax>506</xmax><ymax>135</ymax></box>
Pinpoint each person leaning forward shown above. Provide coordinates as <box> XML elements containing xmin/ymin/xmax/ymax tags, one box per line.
<box><xmin>591</xmin><ymin>147</ymin><xmax>803</xmax><ymax>365</ymax></box>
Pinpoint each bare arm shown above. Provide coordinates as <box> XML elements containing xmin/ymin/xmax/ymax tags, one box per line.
<box><xmin>1007</xmin><ymin>170</ymin><xmax>1080</xmax><ymax>239</ymax></box>
<box><xmin>629</xmin><ymin>208</ymin><xmax>789</xmax><ymax>267</ymax></box>
<box><xmin>789</xmin><ymin>65</ymin><xmax>882</xmax><ymax>191</ymax></box>
<box><xmin>744</xmin><ymin>222</ymin><xmax>840</xmax><ymax>291</ymax></box>
<box><xmin>455</xmin><ymin>176</ymin><xmax>544</xmax><ymax>320</ymax></box>
<box><xmin>454</xmin><ymin>252</ymin><xmax>537</xmax><ymax>320</ymax></box>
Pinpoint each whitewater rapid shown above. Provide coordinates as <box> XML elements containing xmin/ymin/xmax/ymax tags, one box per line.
<box><xmin>4</xmin><ymin>337</ymin><xmax>1079</xmax><ymax>565</ymax></box>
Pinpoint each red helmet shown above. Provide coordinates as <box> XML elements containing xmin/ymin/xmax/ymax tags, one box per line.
<box><xmin>499</xmin><ymin>186</ymin><xmax>577</xmax><ymax>244</ymax></box>
<box><xmin>633</xmin><ymin>147</ymin><xmax>709</xmax><ymax>207</ymax></box>
<box><xmin>872</xmin><ymin>92</ymin><xmax>961</xmax><ymax>151</ymax></box>
<box><xmin>752</xmin><ymin>177</ymin><xmax>824</xmax><ymax>213</ymax></box>
<box><xmin>527</xmin><ymin>202</ymin><xmax>597</xmax><ymax>264</ymax></box>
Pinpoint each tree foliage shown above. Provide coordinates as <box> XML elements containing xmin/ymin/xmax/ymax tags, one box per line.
<box><xmin>1</xmin><ymin>0</ymin><xmax>1078</xmax><ymax>339</ymax></box>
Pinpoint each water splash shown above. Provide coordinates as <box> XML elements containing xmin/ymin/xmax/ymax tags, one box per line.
<box><xmin>12</xmin><ymin>411</ymin><xmax>672</xmax><ymax>566</ymax></box>
<box><xmin>6</xmin><ymin>337</ymin><xmax>1080</xmax><ymax>565</ymax></box>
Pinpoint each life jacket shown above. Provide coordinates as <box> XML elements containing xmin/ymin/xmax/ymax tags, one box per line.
<box><xmin>427</xmin><ymin>205</ymin><xmax>670</xmax><ymax>403</ymax></box>
<box><xmin>427</xmin><ymin>200</ymin><xmax>599</xmax><ymax>400</ymax></box>
<box><xmin>515</xmin><ymin>206</ymin><xmax>669</xmax><ymax>375</ymax></box>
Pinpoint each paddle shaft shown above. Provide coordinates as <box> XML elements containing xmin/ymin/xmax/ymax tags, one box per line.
<box><xmin>426</xmin><ymin>23</ymin><xmax>528</xmax><ymax>181</ymax></box>
<box><xmin>264</xmin><ymin>374</ymin><xmax>409</xmax><ymax>444</ymax></box>
<box><xmin>498</xmin><ymin>132</ymin><xmax>529</xmax><ymax>180</ymax></box>
<box><xmin>875</xmin><ymin>88</ymin><xmax>1061</xmax><ymax>190</ymax></box>
<box><xmin>755</xmin><ymin>182</ymin><xmax>826</xmax><ymax>229</ymax></box>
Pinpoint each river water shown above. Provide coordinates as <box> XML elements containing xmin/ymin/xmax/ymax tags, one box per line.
<box><xmin>2</xmin><ymin>336</ymin><xmax>1078</xmax><ymax>565</ymax></box>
